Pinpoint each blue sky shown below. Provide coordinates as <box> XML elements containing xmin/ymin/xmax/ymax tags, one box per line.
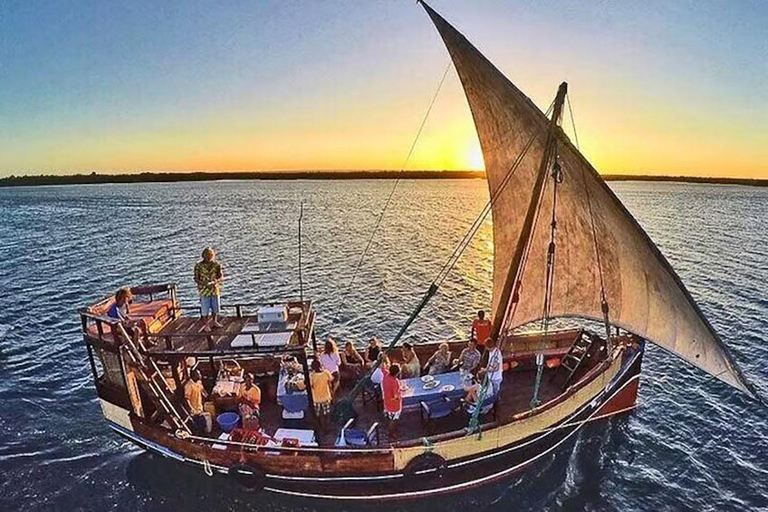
<box><xmin>1</xmin><ymin>1</ymin><xmax>766</xmax><ymax>177</ymax></box>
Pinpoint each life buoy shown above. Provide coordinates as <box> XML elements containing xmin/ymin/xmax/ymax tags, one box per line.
<box><xmin>404</xmin><ymin>452</ymin><xmax>448</xmax><ymax>482</ymax></box>
<box><xmin>228</xmin><ymin>463</ymin><xmax>266</xmax><ymax>491</ymax></box>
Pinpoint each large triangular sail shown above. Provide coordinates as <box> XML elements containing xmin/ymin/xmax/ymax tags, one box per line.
<box><xmin>420</xmin><ymin>2</ymin><xmax>758</xmax><ymax>398</ymax></box>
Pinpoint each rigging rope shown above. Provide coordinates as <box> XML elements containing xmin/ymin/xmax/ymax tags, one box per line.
<box><xmin>566</xmin><ymin>94</ymin><xmax>581</xmax><ymax>150</ymax></box>
<box><xmin>541</xmin><ymin>153</ymin><xmax>561</xmax><ymax>333</ymax></box>
<box><xmin>499</xmin><ymin>175</ymin><xmax>550</xmax><ymax>335</ymax></box>
<box><xmin>334</xmin><ymin>100</ymin><xmax>556</xmax><ymax>422</ymax></box>
<box><xmin>333</xmin><ymin>62</ymin><xmax>452</xmax><ymax>321</ymax></box>
<box><xmin>431</xmin><ymin>99</ymin><xmax>556</xmax><ymax>289</ymax></box>
<box><xmin>569</xmin><ymin>94</ymin><xmax>613</xmax><ymax>348</ymax></box>
<box><xmin>532</xmin><ymin>143</ymin><xmax>562</xmax><ymax>408</ymax></box>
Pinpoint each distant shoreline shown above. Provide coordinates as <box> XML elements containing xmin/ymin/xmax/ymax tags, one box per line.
<box><xmin>0</xmin><ymin>170</ymin><xmax>765</xmax><ymax>188</ymax></box>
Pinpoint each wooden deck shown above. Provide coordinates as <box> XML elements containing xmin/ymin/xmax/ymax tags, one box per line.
<box><xmin>151</xmin><ymin>315</ymin><xmax>251</xmax><ymax>353</ymax></box>
<box><xmin>146</xmin><ymin>308</ymin><xmax>313</xmax><ymax>356</ymax></box>
<box><xmin>191</xmin><ymin>362</ymin><xmax>577</xmax><ymax>449</ymax></box>
<box><xmin>326</xmin><ymin>366</ymin><xmax>566</xmax><ymax>446</ymax></box>
<box><xmin>129</xmin><ymin>306</ymin><xmax>598</xmax><ymax>449</ymax></box>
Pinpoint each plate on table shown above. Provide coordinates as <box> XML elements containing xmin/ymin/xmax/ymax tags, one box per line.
<box><xmin>440</xmin><ymin>384</ymin><xmax>455</xmax><ymax>393</ymax></box>
<box><xmin>421</xmin><ymin>375</ymin><xmax>435</xmax><ymax>383</ymax></box>
<box><xmin>423</xmin><ymin>380</ymin><xmax>440</xmax><ymax>390</ymax></box>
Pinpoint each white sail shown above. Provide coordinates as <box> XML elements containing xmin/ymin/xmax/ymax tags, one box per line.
<box><xmin>421</xmin><ymin>2</ymin><xmax>757</xmax><ymax>398</ymax></box>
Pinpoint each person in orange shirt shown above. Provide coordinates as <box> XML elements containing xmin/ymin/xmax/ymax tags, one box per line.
<box><xmin>471</xmin><ymin>310</ymin><xmax>492</xmax><ymax>347</ymax></box>
<box><xmin>310</xmin><ymin>359</ymin><xmax>334</xmax><ymax>431</ymax></box>
<box><xmin>184</xmin><ymin>370</ymin><xmax>208</xmax><ymax>433</ymax></box>
<box><xmin>382</xmin><ymin>364</ymin><xmax>403</xmax><ymax>441</ymax></box>
<box><xmin>237</xmin><ymin>373</ymin><xmax>261</xmax><ymax>421</ymax></box>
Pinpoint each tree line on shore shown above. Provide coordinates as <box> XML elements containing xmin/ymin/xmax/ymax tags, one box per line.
<box><xmin>0</xmin><ymin>170</ymin><xmax>765</xmax><ymax>188</ymax></box>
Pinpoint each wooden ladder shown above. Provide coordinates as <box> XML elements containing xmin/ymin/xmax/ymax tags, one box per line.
<box><xmin>118</xmin><ymin>325</ymin><xmax>194</xmax><ymax>434</ymax></box>
<box><xmin>554</xmin><ymin>331</ymin><xmax>595</xmax><ymax>388</ymax></box>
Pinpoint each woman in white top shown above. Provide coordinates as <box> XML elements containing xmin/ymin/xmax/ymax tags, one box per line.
<box><xmin>485</xmin><ymin>337</ymin><xmax>504</xmax><ymax>397</ymax></box>
<box><xmin>370</xmin><ymin>354</ymin><xmax>390</xmax><ymax>388</ymax></box>
<box><xmin>319</xmin><ymin>338</ymin><xmax>342</xmax><ymax>395</ymax></box>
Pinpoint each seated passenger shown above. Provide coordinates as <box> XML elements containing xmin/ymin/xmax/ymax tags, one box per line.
<box><xmin>464</xmin><ymin>369</ymin><xmax>488</xmax><ymax>404</ymax></box>
<box><xmin>281</xmin><ymin>354</ymin><xmax>302</xmax><ymax>377</ymax></box>
<box><xmin>310</xmin><ymin>359</ymin><xmax>334</xmax><ymax>431</ymax></box>
<box><xmin>382</xmin><ymin>363</ymin><xmax>403</xmax><ymax>440</ymax></box>
<box><xmin>107</xmin><ymin>287</ymin><xmax>133</xmax><ymax>321</ymax></box>
<box><xmin>184</xmin><ymin>370</ymin><xmax>208</xmax><ymax>433</ymax></box>
<box><xmin>318</xmin><ymin>338</ymin><xmax>341</xmax><ymax>395</ymax></box>
<box><xmin>340</xmin><ymin>341</ymin><xmax>365</xmax><ymax>382</ymax></box>
<box><xmin>364</xmin><ymin>337</ymin><xmax>381</xmax><ymax>368</ymax></box>
<box><xmin>399</xmin><ymin>342</ymin><xmax>421</xmax><ymax>379</ymax></box>
<box><xmin>455</xmin><ymin>339</ymin><xmax>482</xmax><ymax>373</ymax></box>
<box><xmin>281</xmin><ymin>355</ymin><xmax>306</xmax><ymax>393</ymax></box>
<box><xmin>238</xmin><ymin>373</ymin><xmax>261</xmax><ymax>421</ymax></box>
<box><xmin>107</xmin><ymin>287</ymin><xmax>141</xmax><ymax>339</ymax></box>
<box><xmin>425</xmin><ymin>342</ymin><xmax>452</xmax><ymax>375</ymax></box>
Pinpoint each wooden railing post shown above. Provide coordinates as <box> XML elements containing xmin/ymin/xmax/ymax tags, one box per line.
<box><xmin>207</xmin><ymin>335</ymin><xmax>215</xmax><ymax>374</ymax></box>
<box><xmin>86</xmin><ymin>344</ymin><xmax>99</xmax><ymax>384</ymax></box>
<box><xmin>170</xmin><ymin>356</ymin><xmax>183</xmax><ymax>400</ymax></box>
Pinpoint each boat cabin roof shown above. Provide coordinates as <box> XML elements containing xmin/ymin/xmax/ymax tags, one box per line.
<box><xmin>80</xmin><ymin>283</ymin><xmax>315</xmax><ymax>358</ymax></box>
<box><xmin>147</xmin><ymin>305</ymin><xmax>314</xmax><ymax>357</ymax></box>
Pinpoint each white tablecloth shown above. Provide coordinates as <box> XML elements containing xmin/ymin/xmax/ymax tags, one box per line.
<box><xmin>265</xmin><ymin>428</ymin><xmax>317</xmax><ymax>447</ymax></box>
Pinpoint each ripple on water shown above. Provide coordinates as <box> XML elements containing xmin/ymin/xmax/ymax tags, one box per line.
<box><xmin>0</xmin><ymin>180</ymin><xmax>766</xmax><ymax>511</ymax></box>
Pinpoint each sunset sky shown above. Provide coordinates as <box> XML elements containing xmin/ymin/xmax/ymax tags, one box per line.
<box><xmin>1</xmin><ymin>1</ymin><xmax>766</xmax><ymax>178</ymax></box>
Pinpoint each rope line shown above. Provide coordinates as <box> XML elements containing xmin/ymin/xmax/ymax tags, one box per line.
<box><xmin>499</xmin><ymin>155</ymin><xmax>552</xmax><ymax>335</ymax></box>
<box><xmin>541</xmin><ymin>152</ymin><xmax>561</xmax><ymax>333</ymax></box>
<box><xmin>334</xmin><ymin>100</ymin><xmax>555</xmax><ymax>421</ymax></box>
<box><xmin>570</xmin><ymin>94</ymin><xmax>612</xmax><ymax>344</ymax></box>
<box><xmin>431</xmin><ymin>100</ymin><xmax>556</xmax><ymax>289</ymax></box>
<box><xmin>566</xmin><ymin>94</ymin><xmax>581</xmax><ymax>150</ymax></box>
<box><xmin>532</xmin><ymin>142</ymin><xmax>562</xmax><ymax>407</ymax></box>
<box><xmin>333</xmin><ymin>62</ymin><xmax>452</xmax><ymax>321</ymax></box>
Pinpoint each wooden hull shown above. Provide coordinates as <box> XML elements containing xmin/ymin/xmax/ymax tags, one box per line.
<box><xmin>102</xmin><ymin>342</ymin><xmax>644</xmax><ymax>501</ymax></box>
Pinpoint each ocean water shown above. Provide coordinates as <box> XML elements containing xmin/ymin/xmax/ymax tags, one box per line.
<box><xmin>0</xmin><ymin>179</ymin><xmax>765</xmax><ymax>511</ymax></box>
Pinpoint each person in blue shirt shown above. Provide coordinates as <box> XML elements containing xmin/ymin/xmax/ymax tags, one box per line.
<box><xmin>108</xmin><ymin>288</ymin><xmax>133</xmax><ymax>321</ymax></box>
<box><xmin>107</xmin><ymin>287</ymin><xmax>141</xmax><ymax>339</ymax></box>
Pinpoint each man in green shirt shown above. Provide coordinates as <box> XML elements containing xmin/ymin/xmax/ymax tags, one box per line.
<box><xmin>194</xmin><ymin>247</ymin><xmax>224</xmax><ymax>330</ymax></box>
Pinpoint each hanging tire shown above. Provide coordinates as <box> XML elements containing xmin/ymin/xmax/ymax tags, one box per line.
<box><xmin>404</xmin><ymin>452</ymin><xmax>448</xmax><ymax>482</ymax></box>
<box><xmin>229</xmin><ymin>463</ymin><xmax>266</xmax><ymax>491</ymax></box>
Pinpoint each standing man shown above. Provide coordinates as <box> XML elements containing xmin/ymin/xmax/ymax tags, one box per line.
<box><xmin>310</xmin><ymin>359</ymin><xmax>334</xmax><ymax>432</ymax></box>
<box><xmin>184</xmin><ymin>370</ymin><xmax>208</xmax><ymax>433</ymax></box>
<box><xmin>382</xmin><ymin>363</ymin><xmax>403</xmax><ymax>441</ymax></box>
<box><xmin>471</xmin><ymin>310</ymin><xmax>492</xmax><ymax>348</ymax></box>
<box><xmin>194</xmin><ymin>247</ymin><xmax>224</xmax><ymax>330</ymax></box>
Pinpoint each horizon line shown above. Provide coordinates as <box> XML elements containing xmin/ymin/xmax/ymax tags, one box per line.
<box><xmin>1</xmin><ymin>170</ymin><xmax>766</xmax><ymax>188</ymax></box>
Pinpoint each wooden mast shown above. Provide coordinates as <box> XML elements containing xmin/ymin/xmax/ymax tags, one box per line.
<box><xmin>491</xmin><ymin>82</ymin><xmax>568</xmax><ymax>340</ymax></box>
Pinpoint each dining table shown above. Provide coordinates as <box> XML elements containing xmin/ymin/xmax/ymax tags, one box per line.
<box><xmin>400</xmin><ymin>370</ymin><xmax>468</xmax><ymax>409</ymax></box>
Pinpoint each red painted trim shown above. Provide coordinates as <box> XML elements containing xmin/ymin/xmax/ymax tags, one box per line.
<box><xmin>596</xmin><ymin>378</ymin><xmax>639</xmax><ymax>417</ymax></box>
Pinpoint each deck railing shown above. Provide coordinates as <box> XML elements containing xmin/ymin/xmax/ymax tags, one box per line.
<box><xmin>177</xmin><ymin>299</ymin><xmax>311</xmax><ymax>319</ymax></box>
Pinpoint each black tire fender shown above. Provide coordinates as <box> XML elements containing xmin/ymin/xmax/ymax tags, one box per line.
<box><xmin>229</xmin><ymin>463</ymin><xmax>266</xmax><ymax>491</ymax></box>
<box><xmin>404</xmin><ymin>452</ymin><xmax>448</xmax><ymax>481</ymax></box>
